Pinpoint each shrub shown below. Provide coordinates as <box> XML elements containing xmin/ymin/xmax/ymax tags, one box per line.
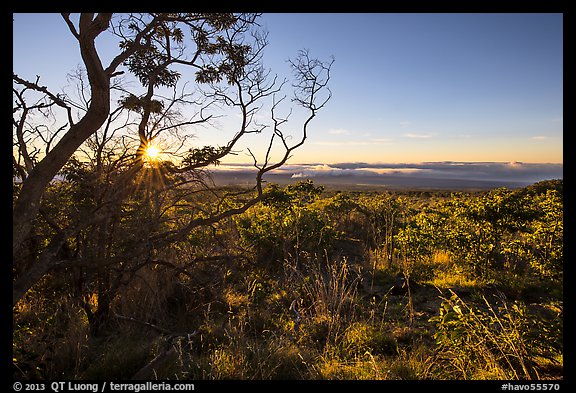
<box><xmin>429</xmin><ymin>290</ymin><xmax>562</xmax><ymax>380</ymax></box>
<box><xmin>237</xmin><ymin>182</ymin><xmax>337</xmax><ymax>263</ymax></box>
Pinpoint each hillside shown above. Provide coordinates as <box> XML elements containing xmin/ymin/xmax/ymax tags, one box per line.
<box><xmin>13</xmin><ymin>179</ymin><xmax>563</xmax><ymax>380</ymax></box>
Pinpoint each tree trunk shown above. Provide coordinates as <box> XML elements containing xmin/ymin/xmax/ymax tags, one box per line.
<box><xmin>13</xmin><ymin>15</ymin><xmax>112</xmax><ymax>290</ymax></box>
<box><xmin>13</xmin><ymin>14</ymin><xmax>112</xmax><ymax>252</ymax></box>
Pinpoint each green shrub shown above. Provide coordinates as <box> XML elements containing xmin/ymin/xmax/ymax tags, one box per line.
<box><xmin>237</xmin><ymin>182</ymin><xmax>337</xmax><ymax>263</ymax></box>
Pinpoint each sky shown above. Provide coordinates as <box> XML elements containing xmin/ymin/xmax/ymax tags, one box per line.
<box><xmin>13</xmin><ymin>13</ymin><xmax>563</xmax><ymax>167</ymax></box>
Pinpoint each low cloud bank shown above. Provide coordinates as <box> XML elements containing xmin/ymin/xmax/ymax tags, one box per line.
<box><xmin>209</xmin><ymin>161</ymin><xmax>563</xmax><ymax>189</ymax></box>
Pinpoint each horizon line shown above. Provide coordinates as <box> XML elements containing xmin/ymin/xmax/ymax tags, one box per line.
<box><xmin>215</xmin><ymin>160</ymin><xmax>564</xmax><ymax>166</ymax></box>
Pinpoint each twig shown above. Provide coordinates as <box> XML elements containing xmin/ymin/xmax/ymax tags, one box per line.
<box><xmin>289</xmin><ymin>299</ymin><xmax>302</xmax><ymax>333</ymax></box>
<box><xmin>113</xmin><ymin>313</ymin><xmax>197</xmax><ymax>338</ymax></box>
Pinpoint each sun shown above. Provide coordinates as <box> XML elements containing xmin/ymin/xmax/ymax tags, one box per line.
<box><xmin>145</xmin><ymin>144</ymin><xmax>161</xmax><ymax>162</ymax></box>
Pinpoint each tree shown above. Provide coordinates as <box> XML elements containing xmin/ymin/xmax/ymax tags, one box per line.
<box><xmin>237</xmin><ymin>180</ymin><xmax>336</xmax><ymax>266</ymax></box>
<box><xmin>13</xmin><ymin>13</ymin><xmax>333</xmax><ymax>308</ymax></box>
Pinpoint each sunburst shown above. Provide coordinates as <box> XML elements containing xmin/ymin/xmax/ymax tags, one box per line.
<box><xmin>145</xmin><ymin>144</ymin><xmax>162</xmax><ymax>162</ymax></box>
<box><xmin>133</xmin><ymin>143</ymin><xmax>168</xmax><ymax>193</ymax></box>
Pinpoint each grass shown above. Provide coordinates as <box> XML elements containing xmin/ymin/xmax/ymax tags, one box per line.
<box><xmin>13</xmin><ymin>221</ymin><xmax>562</xmax><ymax>381</ymax></box>
<box><xmin>423</xmin><ymin>251</ymin><xmax>483</xmax><ymax>291</ymax></box>
<box><xmin>13</xmin><ymin>247</ymin><xmax>562</xmax><ymax>381</ymax></box>
<box><xmin>82</xmin><ymin>333</ymin><xmax>154</xmax><ymax>379</ymax></box>
<box><xmin>429</xmin><ymin>289</ymin><xmax>562</xmax><ymax>380</ymax></box>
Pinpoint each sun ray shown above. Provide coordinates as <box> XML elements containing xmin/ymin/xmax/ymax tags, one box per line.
<box><xmin>145</xmin><ymin>145</ymin><xmax>161</xmax><ymax>162</ymax></box>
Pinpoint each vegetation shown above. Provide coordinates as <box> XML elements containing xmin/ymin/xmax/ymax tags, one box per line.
<box><xmin>13</xmin><ymin>178</ymin><xmax>563</xmax><ymax>380</ymax></box>
<box><xmin>13</xmin><ymin>13</ymin><xmax>333</xmax><ymax>308</ymax></box>
<box><xmin>13</xmin><ymin>13</ymin><xmax>562</xmax><ymax>381</ymax></box>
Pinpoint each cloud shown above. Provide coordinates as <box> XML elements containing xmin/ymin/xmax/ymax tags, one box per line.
<box><xmin>356</xmin><ymin>167</ymin><xmax>431</xmax><ymax>175</ymax></box>
<box><xmin>403</xmin><ymin>132</ymin><xmax>433</xmax><ymax>139</ymax></box>
<box><xmin>314</xmin><ymin>137</ymin><xmax>392</xmax><ymax>146</ymax></box>
<box><xmin>329</xmin><ymin>161</ymin><xmax>562</xmax><ymax>183</ymax></box>
<box><xmin>208</xmin><ymin>162</ymin><xmax>563</xmax><ymax>189</ymax></box>
<box><xmin>289</xmin><ymin>165</ymin><xmax>428</xmax><ymax>178</ymax></box>
<box><xmin>399</xmin><ymin>121</ymin><xmax>412</xmax><ymax>128</ymax></box>
<box><xmin>287</xmin><ymin>164</ymin><xmax>349</xmax><ymax>178</ymax></box>
<box><xmin>530</xmin><ymin>136</ymin><xmax>550</xmax><ymax>140</ymax></box>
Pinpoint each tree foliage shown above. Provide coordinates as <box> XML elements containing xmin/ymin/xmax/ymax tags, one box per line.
<box><xmin>13</xmin><ymin>13</ymin><xmax>333</xmax><ymax>313</ymax></box>
<box><xmin>13</xmin><ymin>178</ymin><xmax>563</xmax><ymax>379</ymax></box>
<box><xmin>237</xmin><ymin>180</ymin><xmax>337</xmax><ymax>264</ymax></box>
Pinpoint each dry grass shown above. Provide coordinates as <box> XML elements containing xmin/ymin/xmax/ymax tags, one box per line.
<box><xmin>424</xmin><ymin>251</ymin><xmax>482</xmax><ymax>290</ymax></box>
<box><xmin>13</xmin><ymin>242</ymin><xmax>562</xmax><ymax>381</ymax></box>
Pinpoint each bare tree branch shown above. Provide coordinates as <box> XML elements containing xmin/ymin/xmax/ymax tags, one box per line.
<box><xmin>12</xmin><ymin>13</ymin><xmax>333</xmax><ymax>314</ymax></box>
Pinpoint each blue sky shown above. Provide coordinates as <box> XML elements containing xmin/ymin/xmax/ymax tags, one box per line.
<box><xmin>13</xmin><ymin>13</ymin><xmax>563</xmax><ymax>165</ymax></box>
